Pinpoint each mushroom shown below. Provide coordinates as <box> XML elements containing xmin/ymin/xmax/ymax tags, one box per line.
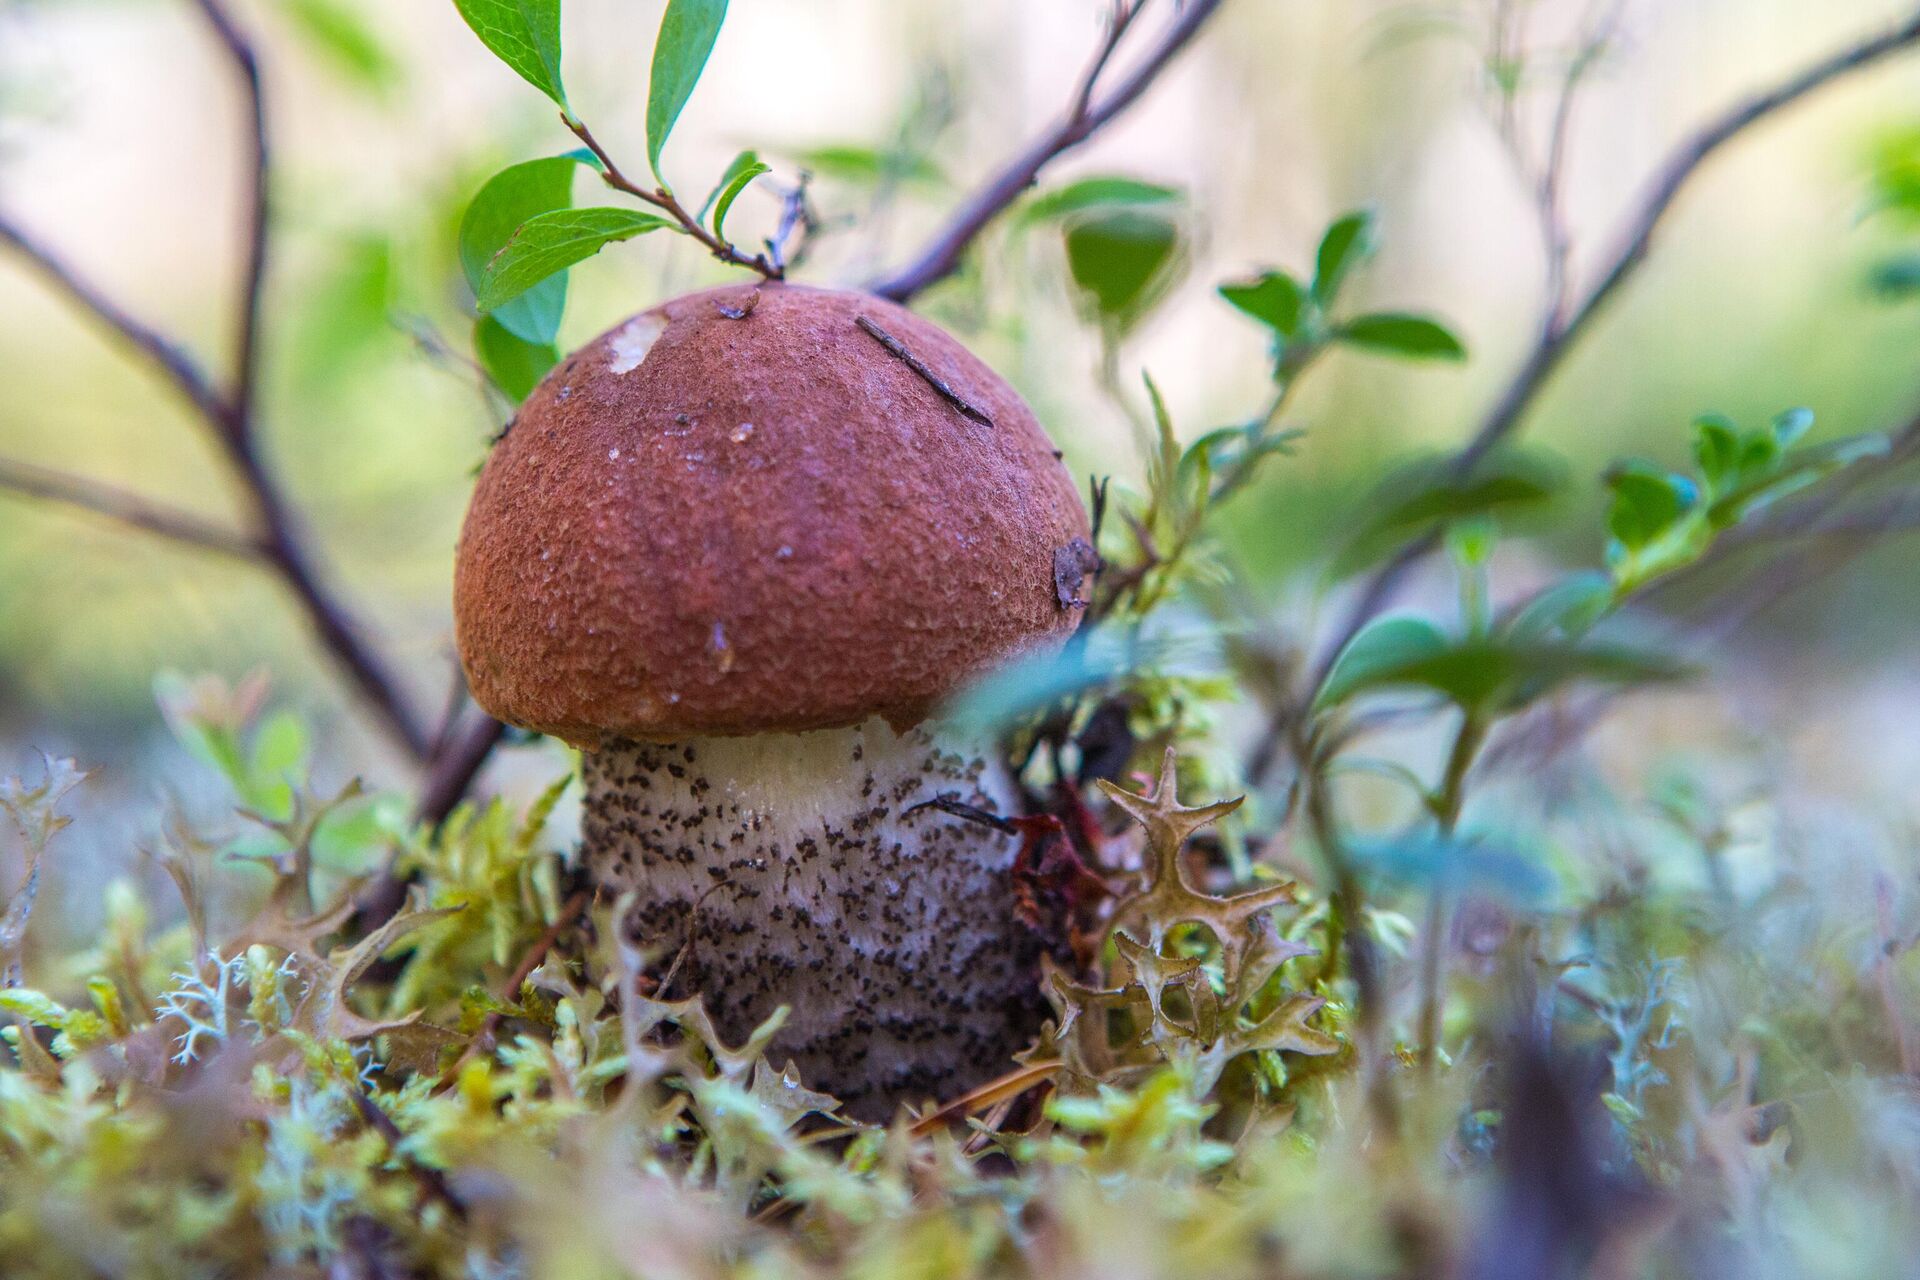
<box><xmin>453</xmin><ymin>282</ymin><xmax>1093</xmax><ymax>1116</ymax></box>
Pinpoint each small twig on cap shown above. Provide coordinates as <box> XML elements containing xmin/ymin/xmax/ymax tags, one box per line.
<box><xmin>904</xmin><ymin>794</ymin><xmax>1019</xmax><ymax>834</ymax></box>
<box><xmin>854</xmin><ymin>315</ymin><xmax>995</xmax><ymax>428</ymax></box>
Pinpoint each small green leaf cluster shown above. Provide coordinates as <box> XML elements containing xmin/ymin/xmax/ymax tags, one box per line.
<box><xmin>1220</xmin><ymin>209</ymin><xmax>1466</xmax><ymax>381</ymax></box>
<box><xmin>1604</xmin><ymin>409</ymin><xmax>1886</xmax><ymax>592</ymax></box>
<box><xmin>452</xmin><ymin>0</ymin><xmax>779</xmax><ymax>400</ymax></box>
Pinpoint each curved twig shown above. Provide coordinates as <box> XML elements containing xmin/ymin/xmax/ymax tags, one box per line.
<box><xmin>414</xmin><ymin>715</ymin><xmax>509</xmax><ymax>827</ymax></box>
<box><xmin>189</xmin><ymin>0</ymin><xmax>270</xmax><ymax>434</ymax></box>
<box><xmin>0</xmin><ymin>216</ymin><xmax>231</xmax><ymax>428</ymax></box>
<box><xmin>0</xmin><ymin>455</ymin><xmax>266</xmax><ymax>562</ymax></box>
<box><xmin>869</xmin><ymin>0</ymin><xmax>1226</xmax><ymax>303</ymax></box>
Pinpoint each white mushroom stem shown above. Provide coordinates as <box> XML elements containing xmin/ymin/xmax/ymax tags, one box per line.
<box><xmin>580</xmin><ymin>717</ymin><xmax>1044</xmax><ymax>1118</ymax></box>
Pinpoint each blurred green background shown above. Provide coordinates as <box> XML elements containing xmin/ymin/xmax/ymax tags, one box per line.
<box><xmin>3</xmin><ymin>0</ymin><xmax>1919</xmax><ymax>841</ymax></box>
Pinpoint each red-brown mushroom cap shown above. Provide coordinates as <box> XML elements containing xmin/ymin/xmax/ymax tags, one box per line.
<box><xmin>453</xmin><ymin>282</ymin><xmax>1092</xmax><ymax>748</ymax></box>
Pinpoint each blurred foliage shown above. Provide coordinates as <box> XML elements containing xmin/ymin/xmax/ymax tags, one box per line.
<box><xmin>1</xmin><ymin>639</ymin><xmax>1917</xmax><ymax>1275</ymax></box>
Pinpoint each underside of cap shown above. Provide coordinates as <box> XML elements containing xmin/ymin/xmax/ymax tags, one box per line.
<box><xmin>452</xmin><ymin>282</ymin><xmax>1092</xmax><ymax>747</ymax></box>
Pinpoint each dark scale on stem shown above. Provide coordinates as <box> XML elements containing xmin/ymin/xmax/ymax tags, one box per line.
<box><xmin>579</xmin><ymin>719</ymin><xmax>1046</xmax><ymax>1119</ymax></box>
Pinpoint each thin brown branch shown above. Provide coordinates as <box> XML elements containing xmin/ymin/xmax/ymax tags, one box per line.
<box><xmin>1536</xmin><ymin>0</ymin><xmax>1628</xmax><ymax>328</ymax></box>
<box><xmin>1071</xmin><ymin>1</ymin><xmax>1150</xmax><ymax>121</ymax></box>
<box><xmin>252</xmin><ymin>477</ymin><xmax>432</xmax><ymax>759</ymax></box>
<box><xmin>189</xmin><ymin>0</ymin><xmax>269</xmax><ymax>433</ymax></box>
<box><xmin>414</xmin><ymin>714</ymin><xmax>509</xmax><ymax>827</ymax></box>
<box><xmin>908</xmin><ymin>1059</ymin><xmax>1062</xmax><ymax>1136</ymax></box>
<box><xmin>765</xmin><ymin>173</ymin><xmax>818</xmax><ymax>274</ymax></box>
<box><xmin>190</xmin><ymin>0</ymin><xmax>431</xmax><ymax>757</ymax></box>
<box><xmin>564</xmin><ymin>117</ymin><xmax>781</xmax><ymax>278</ymax></box>
<box><xmin>869</xmin><ymin>0</ymin><xmax>1226</xmax><ymax>303</ymax></box>
<box><xmin>0</xmin><ymin>455</ymin><xmax>266</xmax><ymax>561</ymax></box>
<box><xmin>1310</xmin><ymin>7</ymin><xmax>1920</xmax><ymax>692</ymax></box>
<box><xmin>0</xmin><ymin>214</ymin><xmax>233</xmax><ymax>429</ymax></box>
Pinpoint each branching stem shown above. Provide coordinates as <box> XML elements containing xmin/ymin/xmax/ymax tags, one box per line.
<box><xmin>0</xmin><ymin>0</ymin><xmax>434</xmax><ymax>761</ymax></box>
<box><xmin>1312</xmin><ymin>7</ymin><xmax>1920</xmax><ymax>690</ymax></box>
<box><xmin>564</xmin><ymin>117</ymin><xmax>781</xmax><ymax>279</ymax></box>
<box><xmin>1414</xmin><ymin>713</ymin><xmax>1487</xmax><ymax>1075</ymax></box>
<box><xmin>0</xmin><ymin>455</ymin><xmax>266</xmax><ymax>563</ymax></box>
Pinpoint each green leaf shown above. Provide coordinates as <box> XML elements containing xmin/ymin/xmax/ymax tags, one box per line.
<box><xmin>785</xmin><ymin>143</ymin><xmax>947</xmax><ymax>188</ymax></box>
<box><xmin>1178</xmin><ymin>423</ymin><xmax>1305</xmax><ymax>499</ymax></box>
<box><xmin>1871</xmin><ymin>253</ymin><xmax>1920</xmax><ymax>298</ymax></box>
<box><xmin>252</xmin><ymin>710</ymin><xmax>309</xmax><ymax>783</ymax></box>
<box><xmin>475</xmin><ymin>315</ymin><xmax>559</xmax><ymax>401</ymax></box>
<box><xmin>0</xmin><ymin>989</ymin><xmax>70</xmax><ymax>1029</ymax></box>
<box><xmin>282</xmin><ymin>0</ymin><xmax>402</xmax><ymax>94</ymax></box>
<box><xmin>1141</xmin><ymin>370</ymin><xmax>1184</xmax><ymax>524</ymax></box>
<box><xmin>1691</xmin><ymin>415</ymin><xmax>1740</xmax><ymax>487</ymax></box>
<box><xmin>1332</xmin><ymin>454</ymin><xmax>1562</xmax><ymax>576</ymax></box>
<box><xmin>1019</xmin><ymin>176</ymin><xmax>1182</xmax><ymax>227</ymax></box>
<box><xmin>1336</xmin><ymin>313</ymin><xmax>1466</xmax><ymax>361</ymax></box>
<box><xmin>452</xmin><ymin>0</ymin><xmax>565</xmax><ymax>107</ymax></box>
<box><xmin>1064</xmin><ymin>208</ymin><xmax>1186</xmax><ymax>332</ymax></box>
<box><xmin>1315</xmin><ymin>616</ymin><xmax>1451</xmax><ymax>711</ymax></box>
<box><xmin>942</xmin><ymin>637</ymin><xmax>1125</xmax><ymax>735</ymax></box>
<box><xmin>1218</xmin><ymin>271</ymin><xmax>1305</xmax><ymax>337</ymax></box>
<box><xmin>1312</xmin><ymin>209</ymin><xmax>1374</xmax><ymax>304</ymax></box>
<box><xmin>1708</xmin><ymin>433</ymin><xmax>1889</xmax><ymax>527</ymax></box>
<box><xmin>1606</xmin><ymin>464</ymin><xmax>1698</xmax><ymax>551</ymax></box>
<box><xmin>476</xmin><ymin>207</ymin><xmax>675</xmax><ymax>313</ymax></box>
<box><xmin>460</xmin><ymin>154</ymin><xmax>591</xmax><ymax>344</ymax></box>
<box><xmin>647</xmin><ymin>0</ymin><xmax>729</xmax><ymax>185</ymax></box>
<box><xmin>1506</xmin><ymin>571</ymin><xmax>1614</xmax><ymax>644</ymax></box>
<box><xmin>1771</xmin><ymin>407</ymin><xmax>1814</xmax><ymax>449</ymax></box>
<box><xmin>1739</xmin><ymin>428</ymin><xmax>1780</xmax><ymax>476</ymax></box>
<box><xmin>700</xmin><ymin>149</ymin><xmax>770</xmax><ymax>241</ymax></box>
<box><xmin>1326</xmin><ymin>633</ymin><xmax>1684</xmax><ymax>715</ymax></box>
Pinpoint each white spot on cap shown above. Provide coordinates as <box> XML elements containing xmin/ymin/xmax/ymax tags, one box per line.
<box><xmin>608</xmin><ymin>447</ymin><xmax>620</xmax><ymax>460</ymax></box>
<box><xmin>607</xmin><ymin>314</ymin><xmax>666</xmax><ymax>374</ymax></box>
<box><xmin>730</xmin><ymin>423</ymin><xmax>755</xmax><ymax>443</ymax></box>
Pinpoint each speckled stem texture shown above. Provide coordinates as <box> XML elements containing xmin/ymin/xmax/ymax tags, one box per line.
<box><xmin>581</xmin><ymin>719</ymin><xmax>1045</xmax><ymax>1119</ymax></box>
